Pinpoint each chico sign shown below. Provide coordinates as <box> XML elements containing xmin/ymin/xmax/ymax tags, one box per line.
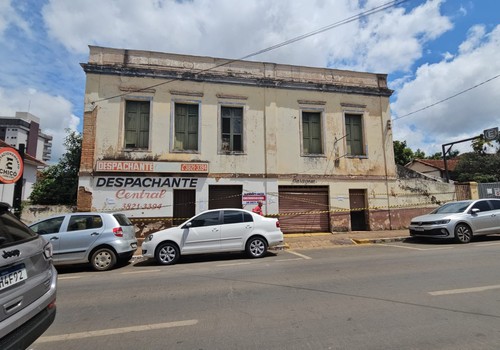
<box><xmin>0</xmin><ymin>148</ymin><xmax>23</xmax><ymax>184</ymax></box>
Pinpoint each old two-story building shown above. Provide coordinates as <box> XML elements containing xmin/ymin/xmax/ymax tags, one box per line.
<box><xmin>77</xmin><ymin>46</ymin><xmax>456</xmax><ymax>234</ymax></box>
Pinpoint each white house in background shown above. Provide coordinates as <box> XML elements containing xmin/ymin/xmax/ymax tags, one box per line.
<box><xmin>405</xmin><ymin>158</ymin><xmax>459</xmax><ymax>182</ymax></box>
<box><xmin>0</xmin><ymin>139</ymin><xmax>46</xmax><ymax>205</ymax></box>
<box><xmin>0</xmin><ymin>112</ymin><xmax>53</xmax><ymax>162</ymax></box>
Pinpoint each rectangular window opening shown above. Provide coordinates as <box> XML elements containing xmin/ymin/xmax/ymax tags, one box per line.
<box><xmin>124</xmin><ymin>100</ymin><xmax>150</xmax><ymax>149</ymax></box>
<box><xmin>220</xmin><ymin>106</ymin><xmax>243</xmax><ymax>153</ymax></box>
<box><xmin>174</xmin><ymin>103</ymin><xmax>199</xmax><ymax>151</ymax></box>
<box><xmin>345</xmin><ymin>114</ymin><xmax>364</xmax><ymax>156</ymax></box>
<box><xmin>302</xmin><ymin>111</ymin><xmax>322</xmax><ymax>155</ymax></box>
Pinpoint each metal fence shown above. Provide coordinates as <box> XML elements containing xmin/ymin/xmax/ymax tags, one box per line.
<box><xmin>478</xmin><ymin>182</ymin><xmax>500</xmax><ymax>198</ymax></box>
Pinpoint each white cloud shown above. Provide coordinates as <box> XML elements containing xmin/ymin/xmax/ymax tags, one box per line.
<box><xmin>442</xmin><ymin>51</ymin><xmax>454</xmax><ymax>61</ymax></box>
<box><xmin>42</xmin><ymin>0</ymin><xmax>452</xmax><ymax>73</ymax></box>
<box><xmin>392</xmin><ymin>24</ymin><xmax>500</xmax><ymax>155</ymax></box>
<box><xmin>0</xmin><ymin>0</ymin><xmax>30</xmax><ymax>39</ymax></box>
<box><xmin>459</xmin><ymin>25</ymin><xmax>486</xmax><ymax>54</ymax></box>
<box><xmin>0</xmin><ymin>87</ymin><xmax>80</xmax><ymax>163</ymax></box>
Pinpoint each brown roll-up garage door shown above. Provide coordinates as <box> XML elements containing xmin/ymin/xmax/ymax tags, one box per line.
<box><xmin>209</xmin><ymin>185</ymin><xmax>243</xmax><ymax>209</ymax></box>
<box><xmin>278</xmin><ymin>186</ymin><xmax>330</xmax><ymax>233</ymax></box>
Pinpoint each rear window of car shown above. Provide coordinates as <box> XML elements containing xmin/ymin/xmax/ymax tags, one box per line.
<box><xmin>0</xmin><ymin>209</ymin><xmax>37</xmax><ymax>249</ymax></box>
<box><xmin>223</xmin><ymin>210</ymin><xmax>253</xmax><ymax>224</ymax></box>
<box><xmin>489</xmin><ymin>200</ymin><xmax>500</xmax><ymax>210</ymax></box>
<box><xmin>68</xmin><ymin>215</ymin><xmax>103</xmax><ymax>231</ymax></box>
<box><xmin>113</xmin><ymin>214</ymin><xmax>133</xmax><ymax>226</ymax></box>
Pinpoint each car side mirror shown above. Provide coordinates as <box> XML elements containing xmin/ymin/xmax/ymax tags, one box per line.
<box><xmin>471</xmin><ymin>208</ymin><xmax>480</xmax><ymax>214</ymax></box>
<box><xmin>182</xmin><ymin>222</ymin><xmax>192</xmax><ymax>229</ymax></box>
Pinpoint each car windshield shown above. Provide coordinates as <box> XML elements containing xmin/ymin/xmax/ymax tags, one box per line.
<box><xmin>431</xmin><ymin>201</ymin><xmax>472</xmax><ymax>214</ymax></box>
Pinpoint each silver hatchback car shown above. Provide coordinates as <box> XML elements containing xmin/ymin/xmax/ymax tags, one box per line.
<box><xmin>409</xmin><ymin>199</ymin><xmax>500</xmax><ymax>243</ymax></box>
<box><xmin>0</xmin><ymin>203</ymin><xmax>57</xmax><ymax>349</ymax></box>
<box><xmin>29</xmin><ymin>212</ymin><xmax>138</xmax><ymax>271</ymax></box>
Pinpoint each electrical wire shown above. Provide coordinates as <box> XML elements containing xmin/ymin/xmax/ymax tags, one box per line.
<box><xmin>393</xmin><ymin>73</ymin><xmax>500</xmax><ymax>121</ymax></box>
<box><xmin>92</xmin><ymin>0</ymin><xmax>410</xmax><ymax>103</ymax></box>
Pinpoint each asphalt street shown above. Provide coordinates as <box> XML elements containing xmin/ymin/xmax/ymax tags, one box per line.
<box><xmin>31</xmin><ymin>236</ymin><xmax>500</xmax><ymax>350</ymax></box>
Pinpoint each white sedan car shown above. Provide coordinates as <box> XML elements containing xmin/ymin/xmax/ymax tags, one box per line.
<box><xmin>141</xmin><ymin>208</ymin><xmax>284</xmax><ymax>265</ymax></box>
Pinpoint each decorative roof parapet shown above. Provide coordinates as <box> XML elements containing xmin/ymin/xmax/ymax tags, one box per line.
<box><xmin>82</xmin><ymin>46</ymin><xmax>393</xmax><ymax>97</ymax></box>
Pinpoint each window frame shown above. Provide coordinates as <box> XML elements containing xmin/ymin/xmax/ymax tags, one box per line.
<box><xmin>300</xmin><ymin>109</ymin><xmax>324</xmax><ymax>156</ymax></box>
<box><xmin>123</xmin><ymin>98</ymin><xmax>152</xmax><ymax>151</ymax></box>
<box><xmin>171</xmin><ymin>100</ymin><xmax>201</xmax><ymax>153</ymax></box>
<box><xmin>344</xmin><ymin>112</ymin><xmax>366</xmax><ymax>158</ymax></box>
<box><xmin>189</xmin><ymin>211</ymin><xmax>222</xmax><ymax>227</ymax></box>
<box><xmin>67</xmin><ymin>215</ymin><xmax>103</xmax><ymax>232</ymax></box>
<box><xmin>219</xmin><ymin>104</ymin><xmax>245</xmax><ymax>154</ymax></box>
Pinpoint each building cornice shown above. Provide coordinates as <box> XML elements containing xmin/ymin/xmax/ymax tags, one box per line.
<box><xmin>81</xmin><ymin>63</ymin><xmax>393</xmax><ymax>98</ymax></box>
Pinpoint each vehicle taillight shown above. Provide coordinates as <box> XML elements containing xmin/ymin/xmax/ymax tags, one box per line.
<box><xmin>276</xmin><ymin>220</ymin><xmax>280</xmax><ymax>228</ymax></box>
<box><xmin>43</xmin><ymin>242</ymin><xmax>53</xmax><ymax>260</ymax></box>
<box><xmin>113</xmin><ymin>227</ymin><xmax>124</xmax><ymax>237</ymax></box>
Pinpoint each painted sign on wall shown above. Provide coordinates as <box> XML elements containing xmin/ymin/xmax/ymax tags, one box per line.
<box><xmin>93</xmin><ymin>176</ymin><xmax>199</xmax><ymax>216</ymax></box>
<box><xmin>242</xmin><ymin>193</ymin><xmax>266</xmax><ymax>204</ymax></box>
<box><xmin>95</xmin><ymin>160</ymin><xmax>209</xmax><ymax>173</ymax></box>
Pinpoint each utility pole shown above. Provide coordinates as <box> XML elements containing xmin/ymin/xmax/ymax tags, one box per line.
<box><xmin>13</xmin><ymin>144</ymin><xmax>25</xmax><ymax>218</ymax></box>
<box><xmin>442</xmin><ymin>127</ymin><xmax>499</xmax><ymax>183</ymax></box>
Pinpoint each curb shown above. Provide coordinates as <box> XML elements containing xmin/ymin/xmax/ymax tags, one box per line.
<box><xmin>351</xmin><ymin>237</ymin><xmax>408</xmax><ymax>244</ymax></box>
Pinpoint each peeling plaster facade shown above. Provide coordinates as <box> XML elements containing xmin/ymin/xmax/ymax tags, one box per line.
<box><xmin>78</xmin><ymin>46</ymin><xmax>456</xmax><ymax>234</ymax></box>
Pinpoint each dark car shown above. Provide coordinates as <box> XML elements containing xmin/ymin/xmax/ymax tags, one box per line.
<box><xmin>0</xmin><ymin>203</ymin><xmax>57</xmax><ymax>350</ymax></box>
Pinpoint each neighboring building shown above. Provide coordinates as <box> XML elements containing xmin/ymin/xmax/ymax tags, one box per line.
<box><xmin>77</xmin><ymin>46</ymin><xmax>456</xmax><ymax>233</ymax></box>
<box><xmin>405</xmin><ymin>158</ymin><xmax>459</xmax><ymax>182</ymax></box>
<box><xmin>0</xmin><ymin>112</ymin><xmax>53</xmax><ymax>162</ymax></box>
<box><xmin>0</xmin><ymin>140</ymin><xmax>45</xmax><ymax>205</ymax></box>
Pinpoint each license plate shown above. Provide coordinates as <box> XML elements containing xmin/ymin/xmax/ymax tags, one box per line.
<box><xmin>414</xmin><ymin>227</ymin><xmax>425</xmax><ymax>232</ymax></box>
<box><xmin>0</xmin><ymin>264</ymin><xmax>28</xmax><ymax>291</ymax></box>
<box><xmin>131</xmin><ymin>243</ymin><xmax>137</xmax><ymax>249</ymax></box>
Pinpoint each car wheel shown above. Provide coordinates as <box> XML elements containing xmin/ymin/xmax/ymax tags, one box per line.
<box><xmin>454</xmin><ymin>223</ymin><xmax>472</xmax><ymax>243</ymax></box>
<box><xmin>91</xmin><ymin>248</ymin><xmax>117</xmax><ymax>271</ymax></box>
<box><xmin>155</xmin><ymin>242</ymin><xmax>180</xmax><ymax>265</ymax></box>
<box><xmin>246</xmin><ymin>236</ymin><xmax>268</xmax><ymax>258</ymax></box>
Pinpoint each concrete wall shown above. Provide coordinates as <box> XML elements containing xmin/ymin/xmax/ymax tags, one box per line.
<box><xmin>21</xmin><ymin>204</ymin><xmax>75</xmax><ymax>225</ymax></box>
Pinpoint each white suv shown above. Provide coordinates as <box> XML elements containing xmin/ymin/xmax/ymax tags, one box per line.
<box><xmin>0</xmin><ymin>203</ymin><xmax>57</xmax><ymax>349</ymax></box>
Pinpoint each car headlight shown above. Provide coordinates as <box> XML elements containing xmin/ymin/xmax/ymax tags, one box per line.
<box><xmin>146</xmin><ymin>234</ymin><xmax>154</xmax><ymax>242</ymax></box>
<box><xmin>432</xmin><ymin>219</ymin><xmax>450</xmax><ymax>225</ymax></box>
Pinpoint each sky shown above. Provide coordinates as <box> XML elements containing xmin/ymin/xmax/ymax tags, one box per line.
<box><xmin>0</xmin><ymin>0</ymin><xmax>499</xmax><ymax>163</ymax></box>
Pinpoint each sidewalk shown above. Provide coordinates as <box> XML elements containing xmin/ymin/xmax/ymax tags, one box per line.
<box><xmin>282</xmin><ymin>229</ymin><xmax>410</xmax><ymax>250</ymax></box>
<box><xmin>133</xmin><ymin>229</ymin><xmax>411</xmax><ymax>257</ymax></box>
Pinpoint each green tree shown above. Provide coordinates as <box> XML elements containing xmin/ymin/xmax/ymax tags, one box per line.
<box><xmin>454</xmin><ymin>152</ymin><xmax>500</xmax><ymax>183</ymax></box>
<box><xmin>393</xmin><ymin>140</ymin><xmax>415</xmax><ymax>166</ymax></box>
<box><xmin>428</xmin><ymin>150</ymin><xmax>459</xmax><ymax>160</ymax></box>
<box><xmin>414</xmin><ymin>148</ymin><xmax>426</xmax><ymax>159</ymax></box>
<box><xmin>30</xmin><ymin>129</ymin><xmax>82</xmax><ymax>205</ymax></box>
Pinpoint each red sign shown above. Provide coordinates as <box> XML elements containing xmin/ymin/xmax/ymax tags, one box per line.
<box><xmin>0</xmin><ymin>148</ymin><xmax>23</xmax><ymax>184</ymax></box>
<box><xmin>181</xmin><ymin>163</ymin><xmax>208</xmax><ymax>172</ymax></box>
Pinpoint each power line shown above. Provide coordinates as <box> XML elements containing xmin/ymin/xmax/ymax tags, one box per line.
<box><xmin>393</xmin><ymin>73</ymin><xmax>500</xmax><ymax>121</ymax></box>
<box><xmin>93</xmin><ymin>0</ymin><xmax>410</xmax><ymax>103</ymax></box>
